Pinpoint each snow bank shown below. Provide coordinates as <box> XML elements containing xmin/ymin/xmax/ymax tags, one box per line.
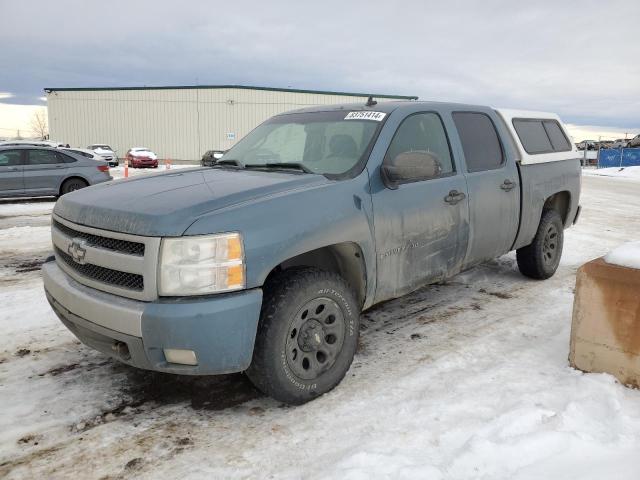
<box><xmin>0</xmin><ymin>201</ymin><xmax>54</xmax><ymax>217</ymax></box>
<box><xmin>583</xmin><ymin>166</ymin><xmax>640</xmax><ymax>179</ymax></box>
<box><xmin>604</xmin><ymin>241</ymin><xmax>640</xmax><ymax>270</ymax></box>
<box><xmin>109</xmin><ymin>164</ymin><xmax>198</xmax><ymax>180</ymax></box>
<box><xmin>0</xmin><ymin>226</ymin><xmax>51</xmax><ymax>252</ymax></box>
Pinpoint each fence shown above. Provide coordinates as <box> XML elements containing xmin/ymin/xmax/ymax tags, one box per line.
<box><xmin>597</xmin><ymin>148</ymin><xmax>640</xmax><ymax>168</ymax></box>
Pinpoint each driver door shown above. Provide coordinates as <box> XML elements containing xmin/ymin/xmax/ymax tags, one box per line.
<box><xmin>372</xmin><ymin>112</ymin><xmax>469</xmax><ymax>302</ymax></box>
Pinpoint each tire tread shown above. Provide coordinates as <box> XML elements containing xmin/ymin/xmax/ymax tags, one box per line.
<box><xmin>247</xmin><ymin>267</ymin><xmax>358</xmax><ymax>404</ymax></box>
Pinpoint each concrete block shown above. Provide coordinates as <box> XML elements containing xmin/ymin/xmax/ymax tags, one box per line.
<box><xmin>570</xmin><ymin>258</ymin><xmax>640</xmax><ymax>387</ymax></box>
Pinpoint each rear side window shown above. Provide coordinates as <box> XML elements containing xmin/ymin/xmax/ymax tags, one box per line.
<box><xmin>58</xmin><ymin>152</ymin><xmax>77</xmax><ymax>163</ymax></box>
<box><xmin>67</xmin><ymin>149</ymin><xmax>91</xmax><ymax>158</ymax></box>
<box><xmin>513</xmin><ymin>118</ymin><xmax>571</xmax><ymax>154</ymax></box>
<box><xmin>543</xmin><ymin>121</ymin><xmax>571</xmax><ymax>151</ymax></box>
<box><xmin>452</xmin><ymin>112</ymin><xmax>504</xmax><ymax>172</ymax></box>
<box><xmin>512</xmin><ymin>120</ymin><xmax>552</xmax><ymax>153</ymax></box>
<box><xmin>0</xmin><ymin>150</ymin><xmax>22</xmax><ymax>166</ymax></box>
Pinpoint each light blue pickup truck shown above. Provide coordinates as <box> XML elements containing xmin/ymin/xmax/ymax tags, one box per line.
<box><xmin>43</xmin><ymin>100</ymin><xmax>581</xmax><ymax>404</ymax></box>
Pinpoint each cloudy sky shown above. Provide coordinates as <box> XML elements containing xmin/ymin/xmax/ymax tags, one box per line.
<box><xmin>1</xmin><ymin>0</ymin><xmax>639</xmax><ymax>139</ymax></box>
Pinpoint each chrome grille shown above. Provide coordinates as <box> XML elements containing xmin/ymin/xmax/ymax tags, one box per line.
<box><xmin>51</xmin><ymin>215</ymin><xmax>161</xmax><ymax>301</ymax></box>
<box><xmin>55</xmin><ymin>246</ymin><xmax>144</xmax><ymax>290</ymax></box>
<box><xmin>52</xmin><ymin>219</ymin><xmax>144</xmax><ymax>256</ymax></box>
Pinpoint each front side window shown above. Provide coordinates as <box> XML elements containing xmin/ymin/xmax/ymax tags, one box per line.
<box><xmin>0</xmin><ymin>150</ymin><xmax>21</xmax><ymax>166</ymax></box>
<box><xmin>220</xmin><ymin>111</ymin><xmax>382</xmax><ymax>176</ymax></box>
<box><xmin>384</xmin><ymin>112</ymin><xmax>454</xmax><ymax>180</ymax></box>
<box><xmin>26</xmin><ymin>149</ymin><xmax>63</xmax><ymax>165</ymax></box>
<box><xmin>453</xmin><ymin>112</ymin><xmax>504</xmax><ymax>172</ymax></box>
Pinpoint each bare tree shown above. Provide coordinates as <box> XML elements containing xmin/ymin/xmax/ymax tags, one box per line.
<box><xmin>30</xmin><ymin>109</ymin><xmax>48</xmax><ymax>139</ymax></box>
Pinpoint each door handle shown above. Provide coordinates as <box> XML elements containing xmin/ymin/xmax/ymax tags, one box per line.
<box><xmin>8</xmin><ymin>167</ymin><xmax>19</xmax><ymax>171</ymax></box>
<box><xmin>500</xmin><ymin>179</ymin><xmax>516</xmax><ymax>191</ymax></box>
<box><xmin>444</xmin><ymin>190</ymin><xmax>466</xmax><ymax>205</ymax></box>
<box><xmin>55</xmin><ymin>165</ymin><xmax>65</xmax><ymax>169</ymax></box>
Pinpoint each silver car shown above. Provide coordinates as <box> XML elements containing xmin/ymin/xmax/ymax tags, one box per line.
<box><xmin>0</xmin><ymin>146</ymin><xmax>112</xmax><ymax>198</ymax></box>
<box><xmin>628</xmin><ymin>134</ymin><xmax>640</xmax><ymax>148</ymax></box>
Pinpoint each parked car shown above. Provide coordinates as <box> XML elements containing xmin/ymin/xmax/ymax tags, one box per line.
<box><xmin>576</xmin><ymin>140</ymin><xmax>596</xmax><ymax>150</ymax></box>
<box><xmin>627</xmin><ymin>134</ymin><xmax>640</xmax><ymax>148</ymax></box>
<box><xmin>126</xmin><ymin>147</ymin><xmax>158</xmax><ymax>168</ymax></box>
<box><xmin>44</xmin><ymin>102</ymin><xmax>581</xmax><ymax>405</ymax></box>
<box><xmin>201</xmin><ymin>150</ymin><xmax>225</xmax><ymax>167</ymax></box>
<box><xmin>0</xmin><ymin>145</ymin><xmax>111</xmax><ymax>198</ymax></box>
<box><xmin>63</xmin><ymin>147</ymin><xmax>111</xmax><ymax>162</ymax></box>
<box><xmin>0</xmin><ymin>140</ymin><xmax>67</xmax><ymax>148</ymax></box>
<box><xmin>611</xmin><ymin>139</ymin><xmax>628</xmax><ymax>149</ymax></box>
<box><xmin>87</xmin><ymin>144</ymin><xmax>119</xmax><ymax>167</ymax></box>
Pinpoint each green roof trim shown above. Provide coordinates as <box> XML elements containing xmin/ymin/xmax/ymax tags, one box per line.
<box><xmin>43</xmin><ymin>84</ymin><xmax>418</xmax><ymax>100</ymax></box>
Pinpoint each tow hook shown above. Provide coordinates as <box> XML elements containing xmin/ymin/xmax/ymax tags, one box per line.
<box><xmin>112</xmin><ymin>341</ymin><xmax>131</xmax><ymax>360</ymax></box>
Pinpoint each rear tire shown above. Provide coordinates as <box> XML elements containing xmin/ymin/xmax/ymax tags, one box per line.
<box><xmin>516</xmin><ymin>209</ymin><xmax>564</xmax><ymax>279</ymax></box>
<box><xmin>60</xmin><ymin>178</ymin><xmax>88</xmax><ymax>195</ymax></box>
<box><xmin>246</xmin><ymin>268</ymin><xmax>360</xmax><ymax>405</ymax></box>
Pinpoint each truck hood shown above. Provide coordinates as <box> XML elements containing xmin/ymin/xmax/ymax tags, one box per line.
<box><xmin>54</xmin><ymin>168</ymin><xmax>329</xmax><ymax>236</ymax></box>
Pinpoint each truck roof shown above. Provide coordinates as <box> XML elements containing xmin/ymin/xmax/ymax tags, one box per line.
<box><xmin>283</xmin><ymin>100</ymin><xmax>482</xmax><ymax>115</ymax></box>
<box><xmin>282</xmin><ymin>101</ymin><xmax>579</xmax><ymax>166</ymax></box>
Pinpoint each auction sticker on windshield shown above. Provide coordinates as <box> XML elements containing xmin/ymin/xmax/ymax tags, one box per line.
<box><xmin>344</xmin><ymin>111</ymin><xmax>386</xmax><ymax>121</ymax></box>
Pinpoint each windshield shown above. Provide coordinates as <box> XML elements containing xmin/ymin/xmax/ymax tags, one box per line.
<box><xmin>220</xmin><ymin>111</ymin><xmax>383</xmax><ymax>175</ymax></box>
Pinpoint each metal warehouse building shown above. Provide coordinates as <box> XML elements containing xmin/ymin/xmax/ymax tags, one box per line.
<box><xmin>45</xmin><ymin>85</ymin><xmax>417</xmax><ymax>162</ymax></box>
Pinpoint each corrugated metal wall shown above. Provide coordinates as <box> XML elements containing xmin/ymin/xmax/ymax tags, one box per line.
<box><xmin>47</xmin><ymin>87</ymin><xmax>409</xmax><ymax>161</ymax></box>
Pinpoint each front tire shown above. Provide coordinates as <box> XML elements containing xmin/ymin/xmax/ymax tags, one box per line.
<box><xmin>516</xmin><ymin>209</ymin><xmax>564</xmax><ymax>279</ymax></box>
<box><xmin>246</xmin><ymin>268</ymin><xmax>360</xmax><ymax>405</ymax></box>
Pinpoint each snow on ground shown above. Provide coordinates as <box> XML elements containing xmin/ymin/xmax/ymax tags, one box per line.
<box><xmin>109</xmin><ymin>163</ymin><xmax>198</xmax><ymax>180</ymax></box>
<box><xmin>1</xmin><ymin>175</ymin><xmax>640</xmax><ymax>479</ymax></box>
<box><xmin>0</xmin><ymin>199</ymin><xmax>55</xmax><ymax>287</ymax></box>
<box><xmin>582</xmin><ymin>165</ymin><xmax>640</xmax><ymax>179</ymax></box>
<box><xmin>604</xmin><ymin>241</ymin><xmax>640</xmax><ymax>270</ymax></box>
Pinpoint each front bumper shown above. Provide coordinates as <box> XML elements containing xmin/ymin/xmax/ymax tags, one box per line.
<box><xmin>43</xmin><ymin>261</ymin><xmax>262</xmax><ymax>375</ymax></box>
<box><xmin>131</xmin><ymin>158</ymin><xmax>158</xmax><ymax>167</ymax></box>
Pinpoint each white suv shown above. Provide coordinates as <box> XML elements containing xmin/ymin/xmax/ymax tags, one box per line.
<box><xmin>88</xmin><ymin>144</ymin><xmax>118</xmax><ymax>166</ymax></box>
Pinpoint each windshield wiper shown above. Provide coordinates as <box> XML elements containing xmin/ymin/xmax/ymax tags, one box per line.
<box><xmin>245</xmin><ymin>162</ymin><xmax>313</xmax><ymax>174</ymax></box>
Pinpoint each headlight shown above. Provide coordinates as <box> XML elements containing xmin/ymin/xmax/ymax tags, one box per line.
<box><xmin>158</xmin><ymin>233</ymin><xmax>245</xmax><ymax>296</ymax></box>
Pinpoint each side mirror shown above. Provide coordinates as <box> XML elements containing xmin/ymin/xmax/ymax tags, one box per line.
<box><xmin>381</xmin><ymin>151</ymin><xmax>442</xmax><ymax>189</ymax></box>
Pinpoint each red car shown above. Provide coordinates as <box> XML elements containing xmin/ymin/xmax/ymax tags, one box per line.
<box><xmin>126</xmin><ymin>147</ymin><xmax>158</xmax><ymax>168</ymax></box>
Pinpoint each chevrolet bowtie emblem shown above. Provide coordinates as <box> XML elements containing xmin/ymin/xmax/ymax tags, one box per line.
<box><xmin>67</xmin><ymin>238</ymin><xmax>88</xmax><ymax>264</ymax></box>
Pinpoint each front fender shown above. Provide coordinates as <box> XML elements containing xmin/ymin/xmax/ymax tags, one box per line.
<box><xmin>184</xmin><ymin>172</ymin><xmax>377</xmax><ymax>307</ymax></box>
